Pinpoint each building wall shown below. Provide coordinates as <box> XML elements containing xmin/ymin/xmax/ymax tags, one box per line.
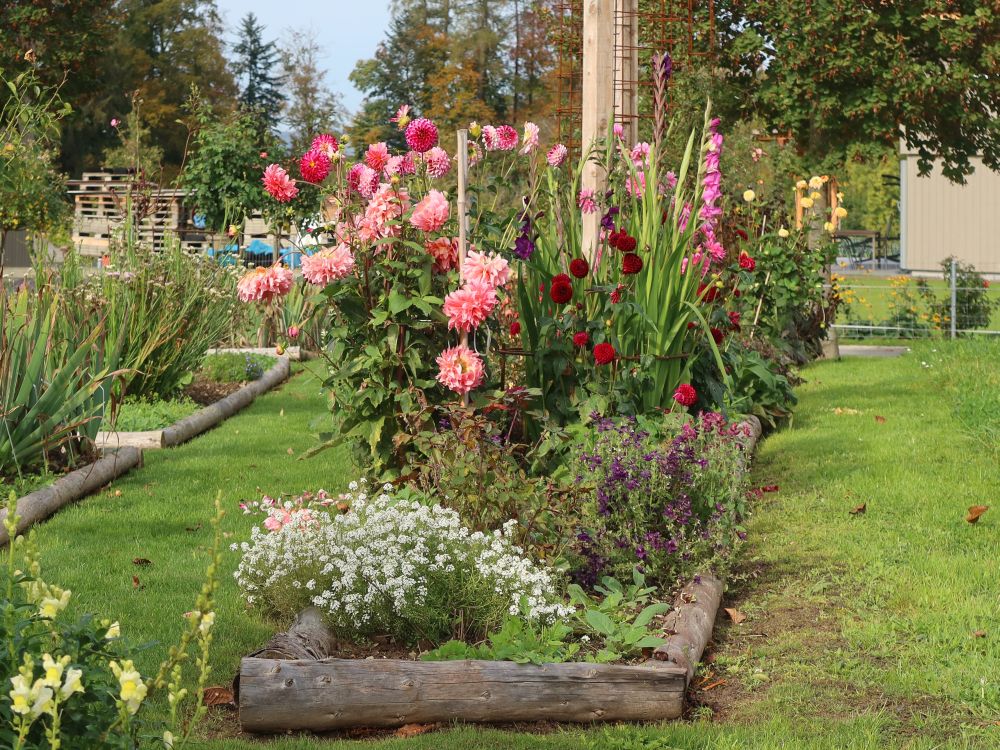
<box><xmin>900</xmin><ymin>151</ymin><xmax>1000</xmax><ymax>276</ymax></box>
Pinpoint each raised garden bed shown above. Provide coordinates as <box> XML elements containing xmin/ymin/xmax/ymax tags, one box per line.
<box><xmin>95</xmin><ymin>354</ymin><xmax>289</xmax><ymax>451</ymax></box>
<box><xmin>235</xmin><ymin>418</ymin><xmax>762</xmax><ymax>734</ymax></box>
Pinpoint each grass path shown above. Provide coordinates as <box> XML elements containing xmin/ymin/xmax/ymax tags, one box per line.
<box><xmin>28</xmin><ymin>347</ymin><xmax>1000</xmax><ymax>749</ymax></box>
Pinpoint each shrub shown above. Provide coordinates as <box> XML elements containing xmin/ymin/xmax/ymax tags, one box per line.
<box><xmin>920</xmin><ymin>257</ymin><xmax>999</xmax><ymax>333</ymax></box>
<box><xmin>572</xmin><ymin>413</ymin><xmax>749</xmax><ymax>588</ymax></box>
<box><xmin>233</xmin><ymin>481</ymin><xmax>571</xmax><ymax>644</ymax></box>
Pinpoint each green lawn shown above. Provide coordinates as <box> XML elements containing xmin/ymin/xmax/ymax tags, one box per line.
<box><xmin>25</xmin><ymin>345</ymin><xmax>1000</xmax><ymax>748</ymax></box>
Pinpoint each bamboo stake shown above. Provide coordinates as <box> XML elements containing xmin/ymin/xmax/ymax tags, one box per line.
<box><xmin>456</xmin><ymin>129</ymin><xmax>470</xmax><ymax>406</ymax></box>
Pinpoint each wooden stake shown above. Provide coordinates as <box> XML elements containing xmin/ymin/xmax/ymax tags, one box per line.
<box><xmin>581</xmin><ymin>0</ymin><xmax>615</xmax><ymax>261</ymax></box>
<box><xmin>456</xmin><ymin>129</ymin><xmax>471</xmax><ymax>406</ymax></box>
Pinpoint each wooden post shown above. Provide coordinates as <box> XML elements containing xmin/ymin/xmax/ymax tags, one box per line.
<box><xmin>581</xmin><ymin>0</ymin><xmax>616</xmax><ymax>260</ymax></box>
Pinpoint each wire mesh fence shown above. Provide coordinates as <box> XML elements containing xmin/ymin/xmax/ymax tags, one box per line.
<box><xmin>832</xmin><ymin>260</ymin><xmax>1000</xmax><ymax>340</ymax></box>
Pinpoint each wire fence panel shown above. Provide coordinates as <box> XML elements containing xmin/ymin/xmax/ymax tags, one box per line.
<box><xmin>832</xmin><ymin>260</ymin><xmax>1000</xmax><ymax>340</ymax></box>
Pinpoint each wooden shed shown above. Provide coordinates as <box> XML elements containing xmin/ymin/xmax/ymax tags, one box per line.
<box><xmin>899</xmin><ymin>146</ymin><xmax>1000</xmax><ymax>277</ymax></box>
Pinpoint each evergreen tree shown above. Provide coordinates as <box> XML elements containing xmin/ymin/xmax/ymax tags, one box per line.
<box><xmin>232</xmin><ymin>13</ymin><xmax>286</xmax><ymax>132</ymax></box>
<box><xmin>281</xmin><ymin>30</ymin><xmax>346</xmax><ymax>156</ymax></box>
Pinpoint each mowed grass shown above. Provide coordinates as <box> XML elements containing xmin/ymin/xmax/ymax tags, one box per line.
<box><xmin>25</xmin><ymin>345</ymin><xmax>1000</xmax><ymax>748</ymax></box>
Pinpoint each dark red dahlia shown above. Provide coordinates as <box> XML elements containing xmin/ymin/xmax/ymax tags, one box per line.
<box><xmin>572</xmin><ymin>331</ymin><xmax>590</xmax><ymax>347</ymax></box>
<box><xmin>697</xmin><ymin>283</ymin><xmax>719</xmax><ymax>303</ymax></box>
<box><xmin>673</xmin><ymin>383</ymin><xmax>697</xmax><ymax>407</ymax></box>
<box><xmin>622</xmin><ymin>253</ymin><xmax>643</xmax><ymax>275</ymax></box>
<box><xmin>617</xmin><ymin>234</ymin><xmax>637</xmax><ymax>252</ymax></box>
<box><xmin>711</xmin><ymin>327</ymin><xmax>725</xmax><ymax>345</ymax></box>
<box><xmin>593</xmin><ymin>342</ymin><xmax>616</xmax><ymax>365</ymax></box>
<box><xmin>728</xmin><ymin>311</ymin><xmax>741</xmax><ymax>329</ymax></box>
<box><xmin>552</xmin><ymin>273</ymin><xmax>571</xmax><ymax>286</ymax></box>
<box><xmin>550</xmin><ymin>282</ymin><xmax>573</xmax><ymax>304</ymax></box>
<box><xmin>510</xmin><ymin>321</ymin><xmax>521</xmax><ymax>336</ymax></box>
<box><xmin>569</xmin><ymin>258</ymin><xmax>590</xmax><ymax>278</ymax></box>
<box><xmin>739</xmin><ymin>252</ymin><xmax>756</xmax><ymax>271</ymax></box>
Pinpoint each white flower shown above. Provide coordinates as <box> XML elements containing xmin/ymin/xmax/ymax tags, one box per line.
<box><xmin>199</xmin><ymin>611</ymin><xmax>215</xmax><ymax>636</ymax></box>
<box><xmin>105</xmin><ymin>621</ymin><xmax>121</xmax><ymax>639</ymax></box>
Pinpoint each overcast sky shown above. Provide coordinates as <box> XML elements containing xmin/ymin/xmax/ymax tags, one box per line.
<box><xmin>214</xmin><ymin>1</ymin><xmax>393</xmax><ymax>114</ymax></box>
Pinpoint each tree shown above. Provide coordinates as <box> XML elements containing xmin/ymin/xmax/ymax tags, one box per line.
<box><xmin>281</xmin><ymin>31</ymin><xmax>347</xmax><ymax>156</ymax></box>
<box><xmin>232</xmin><ymin>13</ymin><xmax>286</xmax><ymax>133</ymax></box>
<box><xmin>718</xmin><ymin>1</ymin><xmax>1000</xmax><ymax>182</ymax></box>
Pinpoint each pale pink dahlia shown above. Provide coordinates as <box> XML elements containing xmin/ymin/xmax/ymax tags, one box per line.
<box><xmin>399</xmin><ymin>151</ymin><xmax>417</xmax><ymax>175</ymax></box>
<box><xmin>262</xmin><ymin>164</ymin><xmax>298</xmax><ymax>203</ymax></box>
<box><xmin>360</xmin><ymin>183</ymin><xmax>409</xmax><ymax>241</ymax></box>
<box><xmin>410</xmin><ymin>189</ymin><xmax>450</xmax><ymax>232</ymax></box>
<box><xmin>301</xmin><ymin>244</ymin><xmax>355</xmax><ymax>286</ymax></box>
<box><xmin>425</xmin><ymin>237</ymin><xmax>458</xmax><ymax>273</ymax></box>
<box><xmin>365</xmin><ymin>142</ymin><xmax>390</xmax><ymax>172</ymax></box>
<box><xmin>519</xmin><ymin>122</ymin><xmax>539</xmax><ymax>155</ymax></box>
<box><xmin>424</xmin><ymin>146</ymin><xmax>451</xmax><ymax>178</ymax></box>
<box><xmin>547</xmin><ymin>143</ymin><xmax>568</xmax><ymax>167</ymax></box>
<box><xmin>461</xmin><ymin>250</ymin><xmax>511</xmax><ymax>289</ymax></box>
<box><xmin>383</xmin><ymin>155</ymin><xmax>403</xmax><ymax>177</ymax></box>
<box><xmin>299</xmin><ymin>148</ymin><xmax>331</xmax><ymax>183</ymax></box>
<box><xmin>237</xmin><ymin>264</ymin><xmax>294</xmax><ymax>303</ymax></box>
<box><xmin>443</xmin><ymin>281</ymin><xmax>496</xmax><ymax>332</ymax></box>
<box><xmin>311</xmin><ymin>133</ymin><xmax>339</xmax><ymax>159</ymax></box>
<box><xmin>347</xmin><ymin>163</ymin><xmax>380</xmax><ymax>198</ymax></box>
<box><xmin>405</xmin><ymin>117</ymin><xmax>439</xmax><ymax>153</ymax></box>
<box><xmin>482</xmin><ymin>125</ymin><xmax>499</xmax><ymax>151</ymax></box>
<box><xmin>496</xmin><ymin>125</ymin><xmax>518</xmax><ymax>151</ymax></box>
<box><xmin>436</xmin><ymin>344</ymin><xmax>485</xmax><ymax>395</ymax></box>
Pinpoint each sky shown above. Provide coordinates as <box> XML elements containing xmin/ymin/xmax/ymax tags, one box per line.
<box><xmin>214</xmin><ymin>1</ymin><xmax>393</xmax><ymax>114</ymax></box>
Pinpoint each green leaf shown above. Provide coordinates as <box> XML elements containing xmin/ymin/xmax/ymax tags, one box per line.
<box><xmin>584</xmin><ymin>609</ymin><xmax>617</xmax><ymax>637</ymax></box>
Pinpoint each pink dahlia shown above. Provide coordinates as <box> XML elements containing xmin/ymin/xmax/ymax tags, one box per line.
<box><xmin>383</xmin><ymin>155</ymin><xmax>403</xmax><ymax>177</ymax></box>
<box><xmin>360</xmin><ymin>183</ymin><xmax>409</xmax><ymax>241</ymax></box>
<box><xmin>482</xmin><ymin>125</ymin><xmax>499</xmax><ymax>151</ymax></box>
<box><xmin>399</xmin><ymin>151</ymin><xmax>417</xmax><ymax>175</ymax></box>
<box><xmin>237</xmin><ymin>264</ymin><xmax>294</xmax><ymax>303</ymax></box>
<box><xmin>436</xmin><ymin>344</ymin><xmax>485</xmax><ymax>395</ymax></box>
<box><xmin>299</xmin><ymin>148</ymin><xmax>331</xmax><ymax>183</ymax></box>
<box><xmin>262</xmin><ymin>164</ymin><xmax>298</xmax><ymax>203</ymax></box>
<box><xmin>424</xmin><ymin>146</ymin><xmax>451</xmax><ymax>178</ymax></box>
<box><xmin>578</xmin><ymin>188</ymin><xmax>597</xmax><ymax>214</ymax></box>
<box><xmin>365</xmin><ymin>142</ymin><xmax>390</xmax><ymax>172</ymax></box>
<box><xmin>425</xmin><ymin>237</ymin><xmax>458</xmax><ymax>273</ymax></box>
<box><xmin>410</xmin><ymin>189</ymin><xmax>450</xmax><ymax>232</ymax></box>
<box><xmin>311</xmin><ymin>133</ymin><xmax>339</xmax><ymax>159</ymax></box>
<box><xmin>391</xmin><ymin>104</ymin><xmax>411</xmax><ymax>129</ymax></box>
<box><xmin>547</xmin><ymin>143</ymin><xmax>568</xmax><ymax>167</ymax></box>
<box><xmin>461</xmin><ymin>250</ymin><xmax>511</xmax><ymax>289</ymax></box>
<box><xmin>443</xmin><ymin>281</ymin><xmax>497</xmax><ymax>332</ymax></box>
<box><xmin>519</xmin><ymin>122</ymin><xmax>539</xmax><ymax>155</ymax></box>
<box><xmin>301</xmin><ymin>244</ymin><xmax>355</xmax><ymax>286</ymax></box>
<box><xmin>496</xmin><ymin>125</ymin><xmax>518</xmax><ymax>151</ymax></box>
<box><xmin>347</xmin><ymin>163</ymin><xmax>380</xmax><ymax>199</ymax></box>
<box><xmin>405</xmin><ymin>117</ymin><xmax>439</xmax><ymax>153</ymax></box>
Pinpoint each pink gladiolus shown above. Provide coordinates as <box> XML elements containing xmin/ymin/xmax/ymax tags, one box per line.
<box><xmin>630</xmin><ymin>142</ymin><xmax>651</xmax><ymax>166</ymax></box>
<box><xmin>613</xmin><ymin>123</ymin><xmax>624</xmax><ymax>139</ymax></box>
<box><xmin>405</xmin><ymin>117</ymin><xmax>438</xmax><ymax>152</ymax></box>
<box><xmin>365</xmin><ymin>142</ymin><xmax>390</xmax><ymax>172</ymax></box>
<box><xmin>299</xmin><ymin>148</ymin><xmax>331</xmax><ymax>183</ymax></box>
<box><xmin>410</xmin><ymin>189</ymin><xmax>450</xmax><ymax>232</ymax></box>
<box><xmin>578</xmin><ymin>188</ymin><xmax>598</xmax><ymax>214</ymax></box>
<box><xmin>424</xmin><ymin>146</ymin><xmax>451</xmax><ymax>178</ymax></box>
<box><xmin>262</xmin><ymin>164</ymin><xmax>298</xmax><ymax>202</ymax></box>
<box><xmin>436</xmin><ymin>344</ymin><xmax>485</xmax><ymax>395</ymax></box>
<box><xmin>626</xmin><ymin>171</ymin><xmax>646</xmax><ymax>197</ymax></box>
<box><xmin>443</xmin><ymin>281</ymin><xmax>496</xmax><ymax>332</ymax></box>
<box><xmin>237</xmin><ymin>264</ymin><xmax>294</xmax><ymax>303</ymax></box>
<box><xmin>461</xmin><ymin>250</ymin><xmax>511</xmax><ymax>289</ymax></box>
<box><xmin>547</xmin><ymin>143</ymin><xmax>567</xmax><ymax>167</ymax></box>
<box><xmin>519</xmin><ymin>122</ymin><xmax>539</xmax><ymax>155</ymax></box>
<box><xmin>301</xmin><ymin>244</ymin><xmax>355</xmax><ymax>285</ymax></box>
<box><xmin>425</xmin><ymin>237</ymin><xmax>458</xmax><ymax>273</ymax></box>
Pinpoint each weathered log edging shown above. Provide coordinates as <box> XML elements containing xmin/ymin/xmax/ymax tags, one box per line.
<box><xmin>236</xmin><ymin>414</ymin><xmax>764</xmax><ymax>733</ymax></box>
<box><xmin>0</xmin><ymin>447</ymin><xmax>142</xmax><ymax>546</ymax></box>
<box><xmin>207</xmin><ymin>345</ymin><xmax>301</xmax><ymax>361</ymax></box>
<box><xmin>95</xmin><ymin>356</ymin><xmax>290</xmax><ymax>452</ymax></box>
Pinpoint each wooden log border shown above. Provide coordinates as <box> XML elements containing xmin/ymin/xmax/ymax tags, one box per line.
<box><xmin>95</xmin><ymin>355</ymin><xmax>290</xmax><ymax>452</ymax></box>
<box><xmin>236</xmin><ymin>417</ymin><xmax>764</xmax><ymax>733</ymax></box>
<box><xmin>0</xmin><ymin>448</ymin><xmax>142</xmax><ymax>546</ymax></box>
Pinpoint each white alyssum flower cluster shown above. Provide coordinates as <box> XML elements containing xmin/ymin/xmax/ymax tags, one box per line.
<box><xmin>234</xmin><ymin>480</ymin><xmax>571</xmax><ymax>640</ymax></box>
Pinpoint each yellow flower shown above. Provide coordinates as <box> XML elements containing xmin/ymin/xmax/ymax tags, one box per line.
<box><xmin>105</xmin><ymin>621</ymin><xmax>120</xmax><ymax>639</ymax></box>
<box><xmin>9</xmin><ymin>674</ymin><xmax>33</xmax><ymax>716</ymax></box>
<box><xmin>39</xmin><ymin>588</ymin><xmax>71</xmax><ymax>619</ymax></box>
<box><xmin>810</xmin><ymin>191</ymin><xmax>821</xmax><ymax>201</ymax></box>
<box><xmin>809</xmin><ymin>176</ymin><xmax>824</xmax><ymax>190</ymax></box>
<box><xmin>60</xmin><ymin>667</ymin><xmax>83</xmax><ymax>699</ymax></box>
<box><xmin>800</xmin><ymin>197</ymin><xmax>814</xmax><ymax>209</ymax></box>
<box><xmin>199</xmin><ymin>611</ymin><xmax>216</xmax><ymax>636</ymax></box>
<box><xmin>469</xmin><ymin>121</ymin><xmax>482</xmax><ymax>138</ymax></box>
<box><xmin>795</xmin><ymin>179</ymin><xmax>807</xmax><ymax>190</ymax></box>
<box><xmin>41</xmin><ymin>654</ymin><xmax>70</xmax><ymax>689</ymax></box>
<box><xmin>110</xmin><ymin>660</ymin><xmax>147</xmax><ymax>715</ymax></box>
<box><xmin>163</xmin><ymin>731</ymin><xmax>175</xmax><ymax>749</ymax></box>
<box><xmin>823</xmin><ymin>221</ymin><xmax>835</xmax><ymax>232</ymax></box>
<box><xmin>742</xmin><ymin>189</ymin><xmax>756</xmax><ymax>202</ymax></box>
<box><xmin>837</xmin><ymin>191</ymin><xmax>844</xmax><ymax>201</ymax></box>
<box><xmin>778</xmin><ymin>227</ymin><xmax>789</xmax><ymax>238</ymax></box>
<box><xmin>834</xmin><ymin>206</ymin><xmax>848</xmax><ymax>219</ymax></box>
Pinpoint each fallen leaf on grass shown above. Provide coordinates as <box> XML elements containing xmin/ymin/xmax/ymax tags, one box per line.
<box><xmin>114</xmin><ymin>489</ymin><xmax>122</xmax><ymax>497</ymax></box>
<box><xmin>849</xmin><ymin>503</ymin><xmax>867</xmax><ymax>515</ymax></box>
<box><xmin>973</xmin><ymin>630</ymin><xmax>987</xmax><ymax>639</ymax></box>
<box><xmin>132</xmin><ymin>557</ymin><xmax>152</xmax><ymax>566</ymax></box>
<box><xmin>833</xmin><ymin>407</ymin><xmax>861</xmax><ymax>415</ymax></box>
<box><xmin>724</xmin><ymin>608</ymin><xmax>746</xmax><ymax>624</ymax></box>
<box><xmin>395</xmin><ymin>723</ymin><xmax>439</xmax><ymax>738</ymax></box>
<box><xmin>874</xmin><ymin>415</ymin><xmax>886</xmax><ymax>424</ymax></box>
<box><xmin>699</xmin><ymin>679</ymin><xmax>728</xmax><ymax>692</ymax></box>
<box><xmin>131</xmin><ymin>575</ymin><xmax>141</xmax><ymax>590</ymax></box>
<box><xmin>748</xmin><ymin>484</ymin><xmax>780</xmax><ymax>499</ymax></box>
<box><xmin>286</xmin><ymin>447</ymin><xmax>294</xmax><ymax>455</ymax></box>
<box><xmin>203</xmin><ymin>686</ymin><xmax>235</xmax><ymax>707</ymax></box>
<box><xmin>966</xmin><ymin>505</ymin><xmax>989</xmax><ymax>523</ymax></box>
<box><xmin>185</xmin><ymin>523</ymin><xmax>202</xmax><ymax>533</ymax></box>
